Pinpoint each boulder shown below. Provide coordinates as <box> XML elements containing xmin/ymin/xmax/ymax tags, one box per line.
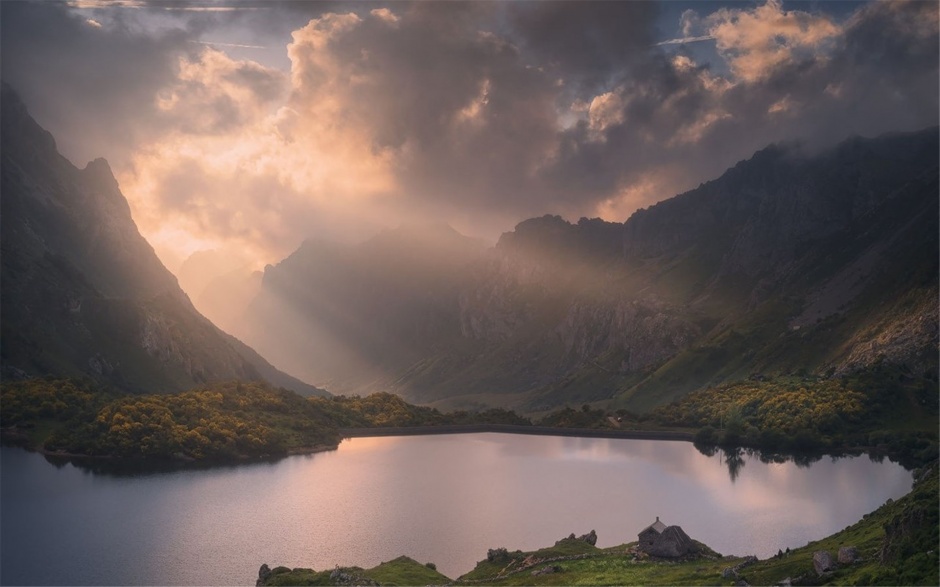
<box><xmin>577</xmin><ymin>530</ymin><xmax>598</xmax><ymax>546</ymax></box>
<box><xmin>648</xmin><ymin>525</ymin><xmax>695</xmax><ymax>558</ymax></box>
<box><xmin>813</xmin><ymin>550</ymin><xmax>836</xmax><ymax>575</ymax></box>
<box><xmin>257</xmin><ymin>564</ymin><xmax>271</xmax><ymax>587</ymax></box>
<box><xmin>838</xmin><ymin>546</ymin><xmax>859</xmax><ymax>564</ymax></box>
<box><xmin>531</xmin><ymin>565</ymin><xmax>561</xmax><ymax>576</ymax></box>
<box><xmin>328</xmin><ymin>567</ymin><xmax>378</xmax><ymax>586</ymax></box>
<box><xmin>487</xmin><ymin>547</ymin><xmax>510</xmax><ymax>563</ymax></box>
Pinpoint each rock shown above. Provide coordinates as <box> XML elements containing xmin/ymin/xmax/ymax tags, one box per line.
<box><xmin>813</xmin><ymin>550</ymin><xmax>836</xmax><ymax>575</ymax></box>
<box><xmin>577</xmin><ymin>530</ymin><xmax>598</xmax><ymax>545</ymax></box>
<box><xmin>777</xmin><ymin>577</ymin><xmax>791</xmax><ymax>587</ymax></box>
<box><xmin>722</xmin><ymin>568</ymin><xmax>735</xmax><ymax>578</ymax></box>
<box><xmin>328</xmin><ymin>567</ymin><xmax>378</xmax><ymax>586</ymax></box>
<box><xmin>531</xmin><ymin>565</ymin><xmax>562</xmax><ymax>576</ymax></box>
<box><xmin>644</xmin><ymin>525</ymin><xmax>695</xmax><ymax>558</ymax></box>
<box><xmin>838</xmin><ymin>546</ymin><xmax>859</xmax><ymax>564</ymax></box>
<box><xmin>881</xmin><ymin>505</ymin><xmax>929</xmax><ymax>563</ymax></box>
<box><xmin>256</xmin><ymin>564</ymin><xmax>271</xmax><ymax>586</ymax></box>
<box><xmin>735</xmin><ymin>580</ymin><xmax>751</xmax><ymax>587</ymax></box>
<box><xmin>487</xmin><ymin>547</ymin><xmax>509</xmax><ymax>563</ymax></box>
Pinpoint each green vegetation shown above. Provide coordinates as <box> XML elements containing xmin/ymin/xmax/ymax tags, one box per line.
<box><xmin>738</xmin><ymin>462</ymin><xmax>938</xmax><ymax>586</ymax></box>
<box><xmin>365</xmin><ymin>556</ymin><xmax>452</xmax><ymax>586</ymax></box>
<box><xmin>1</xmin><ymin>378</ymin><xmax>340</xmax><ymax>460</ymax></box>
<box><xmin>536</xmin><ymin>405</ymin><xmax>612</xmax><ymax>428</ymax></box>
<box><xmin>651</xmin><ymin>369</ymin><xmax>938</xmax><ymax>468</ymax></box>
<box><xmin>0</xmin><ymin>378</ymin><xmax>532</xmax><ymax>462</ymax></box>
<box><xmin>2</xmin><ymin>366</ymin><xmax>934</xmax><ymax>478</ymax></box>
<box><xmin>261</xmin><ymin>556</ymin><xmax>450</xmax><ymax>586</ymax></box>
<box><xmin>308</xmin><ymin>392</ymin><xmax>531</xmax><ymax>428</ymax></box>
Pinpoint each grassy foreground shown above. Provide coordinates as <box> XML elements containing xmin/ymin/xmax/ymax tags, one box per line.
<box><xmin>260</xmin><ymin>462</ymin><xmax>937</xmax><ymax>586</ymax></box>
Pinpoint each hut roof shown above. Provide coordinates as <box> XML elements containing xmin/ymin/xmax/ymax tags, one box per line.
<box><xmin>640</xmin><ymin>516</ymin><xmax>667</xmax><ymax>535</ymax></box>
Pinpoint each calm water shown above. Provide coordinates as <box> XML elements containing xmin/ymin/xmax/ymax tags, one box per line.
<box><xmin>1</xmin><ymin>434</ymin><xmax>912</xmax><ymax>585</ymax></box>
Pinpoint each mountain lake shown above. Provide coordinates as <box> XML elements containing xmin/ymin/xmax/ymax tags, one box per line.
<box><xmin>0</xmin><ymin>434</ymin><xmax>912</xmax><ymax>585</ymax></box>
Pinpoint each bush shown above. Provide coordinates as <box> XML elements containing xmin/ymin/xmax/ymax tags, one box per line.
<box><xmin>694</xmin><ymin>425</ymin><xmax>718</xmax><ymax>446</ymax></box>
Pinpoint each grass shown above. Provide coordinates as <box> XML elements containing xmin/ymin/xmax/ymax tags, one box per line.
<box><xmin>362</xmin><ymin>556</ymin><xmax>451</xmax><ymax>586</ymax></box>
<box><xmin>262</xmin><ymin>557</ymin><xmax>450</xmax><ymax>586</ymax></box>
<box><xmin>740</xmin><ymin>463</ymin><xmax>938</xmax><ymax>586</ymax></box>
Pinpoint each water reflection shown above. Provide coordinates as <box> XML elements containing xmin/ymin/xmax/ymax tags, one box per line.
<box><xmin>724</xmin><ymin>447</ymin><xmax>746</xmax><ymax>482</ymax></box>
<box><xmin>1</xmin><ymin>435</ymin><xmax>914</xmax><ymax>586</ymax></box>
<box><xmin>40</xmin><ymin>451</ymin><xmax>291</xmax><ymax>478</ymax></box>
<box><xmin>690</xmin><ymin>440</ymin><xmax>891</xmax><ymax>482</ymax></box>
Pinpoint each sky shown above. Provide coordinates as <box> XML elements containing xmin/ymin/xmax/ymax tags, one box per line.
<box><xmin>2</xmin><ymin>0</ymin><xmax>937</xmax><ymax>271</ymax></box>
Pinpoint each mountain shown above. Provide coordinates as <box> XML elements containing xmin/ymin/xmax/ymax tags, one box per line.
<box><xmin>243</xmin><ymin>223</ymin><xmax>486</xmax><ymax>393</ymax></box>
<box><xmin>240</xmin><ymin>127</ymin><xmax>937</xmax><ymax>413</ymax></box>
<box><xmin>0</xmin><ymin>84</ymin><xmax>326</xmax><ymax>397</ymax></box>
<box><xmin>175</xmin><ymin>248</ymin><xmax>262</xmax><ymax>340</ymax></box>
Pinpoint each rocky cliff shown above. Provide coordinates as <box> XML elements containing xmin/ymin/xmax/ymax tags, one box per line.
<box><xmin>239</xmin><ymin>128</ymin><xmax>937</xmax><ymax>412</ymax></box>
<box><xmin>0</xmin><ymin>84</ymin><xmax>325</xmax><ymax>396</ymax></box>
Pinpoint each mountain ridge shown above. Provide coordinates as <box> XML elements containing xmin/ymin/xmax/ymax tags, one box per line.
<box><xmin>0</xmin><ymin>83</ymin><xmax>326</xmax><ymax>397</ymax></box>
<box><xmin>238</xmin><ymin>126</ymin><xmax>937</xmax><ymax>412</ymax></box>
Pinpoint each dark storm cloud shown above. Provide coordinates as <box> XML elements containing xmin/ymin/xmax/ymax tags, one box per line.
<box><xmin>534</xmin><ymin>0</ymin><xmax>939</xmax><ymax>217</ymax></box>
<box><xmin>0</xmin><ymin>1</ymin><xmax>194</xmax><ymax>165</ymax></box>
<box><xmin>284</xmin><ymin>3</ymin><xmax>563</xmax><ymax>221</ymax></box>
<box><xmin>2</xmin><ymin>0</ymin><xmax>936</xmax><ymax>264</ymax></box>
<box><xmin>506</xmin><ymin>1</ymin><xmax>660</xmax><ymax>93</ymax></box>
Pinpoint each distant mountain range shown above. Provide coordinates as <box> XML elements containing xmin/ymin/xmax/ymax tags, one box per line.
<box><xmin>238</xmin><ymin>127</ymin><xmax>938</xmax><ymax>413</ymax></box>
<box><xmin>3</xmin><ymin>82</ymin><xmax>935</xmax><ymax>412</ymax></box>
<box><xmin>0</xmin><ymin>84</ymin><xmax>326</xmax><ymax>397</ymax></box>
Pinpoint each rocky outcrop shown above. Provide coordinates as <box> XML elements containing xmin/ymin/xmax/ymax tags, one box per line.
<box><xmin>812</xmin><ymin>550</ymin><xmax>835</xmax><ymax>575</ymax></box>
<box><xmin>487</xmin><ymin>548</ymin><xmax>510</xmax><ymax>563</ymax></box>
<box><xmin>881</xmin><ymin>504</ymin><xmax>931</xmax><ymax>563</ymax></box>
<box><xmin>256</xmin><ymin>564</ymin><xmax>271</xmax><ymax>586</ymax></box>
<box><xmin>329</xmin><ymin>567</ymin><xmax>378</xmax><ymax>585</ymax></box>
<box><xmin>559</xmin><ymin>530</ymin><xmax>598</xmax><ymax>546</ymax></box>
<box><xmin>556</xmin><ymin>297</ymin><xmax>700</xmax><ymax>372</ymax></box>
<box><xmin>531</xmin><ymin>565</ymin><xmax>561</xmax><ymax>576</ymax></box>
<box><xmin>838</xmin><ymin>546</ymin><xmax>859</xmax><ymax>564</ymax></box>
<box><xmin>578</xmin><ymin>530</ymin><xmax>598</xmax><ymax>546</ymax></box>
<box><xmin>721</xmin><ymin>555</ymin><xmax>757</xmax><ymax>579</ymax></box>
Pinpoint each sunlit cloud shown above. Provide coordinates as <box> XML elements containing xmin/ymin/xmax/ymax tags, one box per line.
<box><xmin>702</xmin><ymin>0</ymin><xmax>840</xmax><ymax>82</ymax></box>
<box><xmin>5</xmin><ymin>0</ymin><xmax>936</xmax><ymax>270</ymax></box>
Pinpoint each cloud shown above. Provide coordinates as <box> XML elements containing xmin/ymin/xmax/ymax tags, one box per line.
<box><xmin>0</xmin><ymin>1</ymin><xmax>196</xmax><ymax>166</ymax></box>
<box><xmin>3</xmin><ymin>1</ymin><xmax>937</xmax><ymax>270</ymax></box>
<box><xmin>702</xmin><ymin>0</ymin><xmax>841</xmax><ymax>82</ymax></box>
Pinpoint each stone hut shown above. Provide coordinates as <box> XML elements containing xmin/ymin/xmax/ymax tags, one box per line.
<box><xmin>637</xmin><ymin>516</ymin><xmax>694</xmax><ymax>558</ymax></box>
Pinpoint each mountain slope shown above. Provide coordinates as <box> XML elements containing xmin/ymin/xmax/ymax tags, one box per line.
<box><xmin>243</xmin><ymin>223</ymin><xmax>486</xmax><ymax>393</ymax></box>
<box><xmin>239</xmin><ymin>129</ymin><xmax>937</xmax><ymax>412</ymax></box>
<box><xmin>0</xmin><ymin>84</ymin><xmax>325</xmax><ymax>396</ymax></box>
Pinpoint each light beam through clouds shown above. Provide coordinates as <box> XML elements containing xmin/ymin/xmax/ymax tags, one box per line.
<box><xmin>2</xmin><ymin>0</ymin><xmax>937</xmax><ymax>271</ymax></box>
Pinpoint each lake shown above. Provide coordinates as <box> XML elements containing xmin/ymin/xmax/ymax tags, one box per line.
<box><xmin>0</xmin><ymin>434</ymin><xmax>912</xmax><ymax>585</ymax></box>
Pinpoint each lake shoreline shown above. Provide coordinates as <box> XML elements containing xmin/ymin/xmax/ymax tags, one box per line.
<box><xmin>339</xmin><ymin>424</ymin><xmax>695</xmax><ymax>442</ymax></box>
